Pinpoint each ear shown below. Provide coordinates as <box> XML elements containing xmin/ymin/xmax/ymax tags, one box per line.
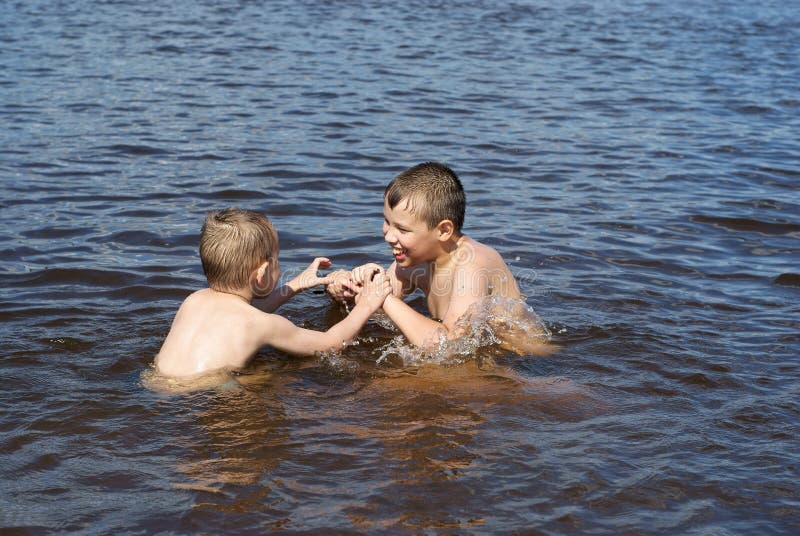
<box><xmin>254</xmin><ymin>260</ymin><xmax>269</xmax><ymax>285</ymax></box>
<box><xmin>435</xmin><ymin>219</ymin><xmax>455</xmax><ymax>242</ymax></box>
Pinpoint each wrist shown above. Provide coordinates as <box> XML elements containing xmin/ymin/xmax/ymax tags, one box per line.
<box><xmin>350</xmin><ymin>300</ymin><xmax>374</xmax><ymax>318</ymax></box>
<box><xmin>382</xmin><ymin>293</ymin><xmax>399</xmax><ymax>309</ymax></box>
<box><xmin>286</xmin><ymin>280</ymin><xmax>302</xmax><ymax>295</ymax></box>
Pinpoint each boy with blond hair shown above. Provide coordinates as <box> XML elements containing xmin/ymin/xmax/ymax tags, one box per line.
<box><xmin>156</xmin><ymin>208</ymin><xmax>391</xmax><ymax>378</ymax></box>
<box><xmin>327</xmin><ymin>162</ymin><xmax>549</xmax><ymax>353</ymax></box>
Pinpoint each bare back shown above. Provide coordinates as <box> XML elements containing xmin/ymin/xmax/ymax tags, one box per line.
<box><xmin>155</xmin><ymin>289</ymin><xmax>268</xmax><ymax>377</ymax></box>
<box><xmin>156</xmin><ymin>274</ymin><xmax>392</xmax><ymax>378</ymax></box>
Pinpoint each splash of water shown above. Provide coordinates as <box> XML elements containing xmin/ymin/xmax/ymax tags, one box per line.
<box><xmin>318</xmin><ymin>349</ymin><xmax>360</xmax><ymax>376</ymax></box>
<box><xmin>376</xmin><ymin>296</ymin><xmax>552</xmax><ymax>368</ymax></box>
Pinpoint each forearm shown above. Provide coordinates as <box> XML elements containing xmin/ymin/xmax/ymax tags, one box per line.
<box><xmin>381</xmin><ymin>294</ymin><xmax>447</xmax><ymax>349</ymax></box>
<box><xmin>252</xmin><ymin>284</ymin><xmax>297</xmax><ymax>313</ymax></box>
<box><xmin>317</xmin><ymin>302</ymin><xmax>373</xmax><ymax>349</ymax></box>
<box><xmin>264</xmin><ymin>301</ymin><xmax>375</xmax><ymax>356</ymax></box>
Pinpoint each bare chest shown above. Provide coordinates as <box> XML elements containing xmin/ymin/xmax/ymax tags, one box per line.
<box><xmin>422</xmin><ymin>268</ymin><xmax>456</xmax><ymax>321</ymax></box>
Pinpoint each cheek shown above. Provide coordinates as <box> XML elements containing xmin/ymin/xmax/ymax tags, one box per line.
<box><xmin>397</xmin><ymin>234</ymin><xmax>413</xmax><ymax>249</ymax></box>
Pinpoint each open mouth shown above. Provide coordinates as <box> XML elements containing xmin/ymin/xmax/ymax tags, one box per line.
<box><xmin>391</xmin><ymin>246</ymin><xmax>407</xmax><ymax>261</ymax></box>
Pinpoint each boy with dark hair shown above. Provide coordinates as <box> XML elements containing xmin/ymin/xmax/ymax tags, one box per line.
<box><xmin>328</xmin><ymin>163</ymin><xmax>549</xmax><ymax>353</ymax></box>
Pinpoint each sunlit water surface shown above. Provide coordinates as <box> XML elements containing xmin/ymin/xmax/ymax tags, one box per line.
<box><xmin>1</xmin><ymin>0</ymin><xmax>798</xmax><ymax>533</ymax></box>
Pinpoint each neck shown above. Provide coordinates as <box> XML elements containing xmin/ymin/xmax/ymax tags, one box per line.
<box><xmin>212</xmin><ymin>286</ymin><xmax>251</xmax><ymax>303</ymax></box>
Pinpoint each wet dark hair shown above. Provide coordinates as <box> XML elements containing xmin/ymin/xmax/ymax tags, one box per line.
<box><xmin>199</xmin><ymin>208</ymin><xmax>278</xmax><ymax>290</ymax></box>
<box><xmin>384</xmin><ymin>162</ymin><xmax>465</xmax><ymax>232</ymax></box>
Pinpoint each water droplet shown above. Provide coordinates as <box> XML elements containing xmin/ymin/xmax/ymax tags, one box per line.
<box><xmin>375</xmin><ymin>296</ymin><xmax>551</xmax><ymax>366</ymax></box>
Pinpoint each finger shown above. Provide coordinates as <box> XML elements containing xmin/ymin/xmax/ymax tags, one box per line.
<box><xmin>309</xmin><ymin>257</ymin><xmax>329</xmax><ymax>271</ymax></box>
<box><xmin>316</xmin><ymin>257</ymin><xmax>331</xmax><ymax>268</ymax></box>
<box><xmin>318</xmin><ymin>276</ymin><xmax>334</xmax><ymax>286</ymax></box>
<box><xmin>363</xmin><ymin>264</ymin><xmax>381</xmax><ymax>277</ymax></box>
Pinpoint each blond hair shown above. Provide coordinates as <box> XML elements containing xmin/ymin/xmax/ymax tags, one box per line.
<box><xmin>199</xmin><ymin>208</ymin><xmax>278</xmax><ymax>290</ymax></box>
<box><xmin>384</xmin><ymin>162</ymin><xmax>466</xmax><ymax>232</ymax></box>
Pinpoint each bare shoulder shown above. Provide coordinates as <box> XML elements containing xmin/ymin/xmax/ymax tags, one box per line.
<box><xmin>239</xmin><ymin>301</ymin><xmax>282</xmax><ymax>332</ymax></box>
<box><xmin>170</xmin><ymin>289</ymin><xmax>213</xmax><ymax>323</ymax></box>
<box><xmin>180</xmin><ymin>288</ymin><xmax>217</xmax><ymax>308</ymax></box>
<box><xmin>180</xmin><ymin>289</ymin><xmax>275</xmax><ymax>332</ymax></box>
<box><xmin>455</xmin><ymin>237</ymin><xmax>509</xmax><ymax>270</ymax></box>
<box><xmin>455</xmin><ymin>237</ymin><xmax>520</xmax><ymax>297</ymax></box>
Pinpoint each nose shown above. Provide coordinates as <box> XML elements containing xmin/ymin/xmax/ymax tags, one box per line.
<box><xmin>382</xmin><ymin>222</ymin><xmax>394</xmax><ymax>243</ymax></box>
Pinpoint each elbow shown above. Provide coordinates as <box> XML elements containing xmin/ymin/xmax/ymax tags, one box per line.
<box><xmin>409</xmin><ymin>325</ymin><xmax>449</xmax><ymax>351</ymax></box>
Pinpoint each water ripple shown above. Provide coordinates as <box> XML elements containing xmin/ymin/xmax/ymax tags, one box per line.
<box><xmin>1</xmin><ymin>0</ymin><xmax>798</xmax><ymax>533</ymax></box>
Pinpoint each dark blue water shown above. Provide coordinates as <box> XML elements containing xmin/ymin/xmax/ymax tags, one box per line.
<box><xmin>1</xmin><ymin>1</ymin><xmax>798</xmax><ymax>533</ymax></box>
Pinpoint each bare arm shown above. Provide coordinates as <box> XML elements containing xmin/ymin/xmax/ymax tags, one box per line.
<box><xmin>260</xmin><ymin>272</ymin><xmax>391</xmax><ymax>354</ymax></box>
<box><xmin>253</xmin><ymin>284</ymin><xmax>297</xmax><ymax>314</ymax></box>
<box><xmin>380</xmin><ymin>294</ymin><xmax>448</xmax><ymax>348</ymax></box>
<box><xmin>253</xmin><ymin>257</ymin><xmax>333</xmax><ymax>313</ymax></box>
<box><xmin>381</xmin><ymin>264</ymin><xmax>487</xmax><ymax>349</ymax></box>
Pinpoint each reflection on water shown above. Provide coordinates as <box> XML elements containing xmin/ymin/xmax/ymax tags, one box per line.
<box><xmin>141</xmin><ymin>366</ymin><xmax>245</xmax><ymax>394</ymax></box>
<box><xmin>158</xmin><ymin>358</ymin><xmax>603</xmax><ymax>530</ymax></box>
<box><xmin>174</xmin><ymin>387</ymin><xmax>289</xmax><ymax>491</ymax></box>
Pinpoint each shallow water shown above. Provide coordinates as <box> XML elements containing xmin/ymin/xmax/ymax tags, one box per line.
<box><xmin>1</xmin><ymin>0</ymin><xmax>799</xmax><ymax>533</ymax></box>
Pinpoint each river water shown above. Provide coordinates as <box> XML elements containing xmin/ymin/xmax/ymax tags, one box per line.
<box><xmin>1</xmin><ymin>0</ymin><xmax>798</xmax><ymax>533</ymax></box>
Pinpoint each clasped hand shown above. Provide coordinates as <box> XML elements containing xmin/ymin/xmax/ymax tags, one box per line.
<box><xmin>353</xmin><ymin>265</ymin><xmax>391</xmax><ymax>309</ymax></box>
<box><xmin>325</xmin><ymin>263</ymin><xmax>386</xmax><ymax>304</ymax></box>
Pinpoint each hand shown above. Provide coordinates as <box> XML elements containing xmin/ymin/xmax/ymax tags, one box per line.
<box><xmin>325</xmin><ymin>269</ymin><xmax>357</xmax><ymax>303</ymax></box>
<box><xmin>287</xmin><ymin>257</ymin><xmax>333</xmax><ymax>293</ymax></box>
<box><xmin>350</xmin><ymin>263</ymin><xmax>385</xmax><ymax>286</ymax></box>
<box><xmin>354</xmin><ymin>270</ymin><xmax>392</xmax><ymax>312</ymax></box>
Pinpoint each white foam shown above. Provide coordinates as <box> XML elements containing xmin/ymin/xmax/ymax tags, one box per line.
<box><xmin>377</xmin><ymin>296</ymin><xmax>552</xmax><ymax>368</ymax></box>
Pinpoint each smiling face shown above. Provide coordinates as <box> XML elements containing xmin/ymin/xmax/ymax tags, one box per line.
<box><xmin>382</xmin><ymin>196</ymin><xmax>443</xmax><ymax>267</ymax></box>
